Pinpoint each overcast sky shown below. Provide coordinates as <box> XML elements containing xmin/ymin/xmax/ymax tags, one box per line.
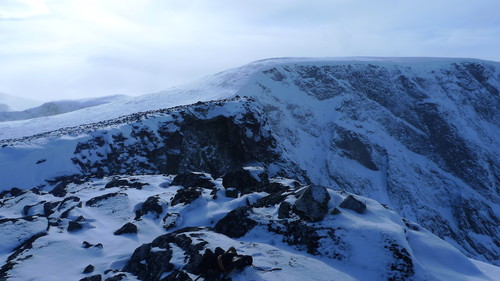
<box><xmin>1</xmin><ymin>0</ymin><xmax>499</xmax><ymax>102</ymax></box>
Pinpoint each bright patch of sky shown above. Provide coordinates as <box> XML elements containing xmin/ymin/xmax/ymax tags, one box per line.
<box><xmin>1</xmin><ymin>0</ymin><xmax>499</xmax><ymax>101</ymax></box>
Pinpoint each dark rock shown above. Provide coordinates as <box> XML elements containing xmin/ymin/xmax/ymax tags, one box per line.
<box><xmin>214</xmin><ymin>207</ymin><xmax>257</xmax><ymax>238</ymax></box>
<box><xmin>222</xmin><ymin>167</ymin><xmax>268</xmax><ymax>194</ymax></box>
<box><xmin>254</xmin><ymin>193</ymin><xmax>288</xmax><ymax>208</ymax></box>
<box><xmin>49</xmin><ymin>181</ymin><xmax>68</xmax><ymax>197</ymax></box>
<box><xmin>331</xmin><ymin>208</ymin><xmax>342</xmax><ymax>215</ymax></box>
<box><xmin>335</xmin><ymin>130</ymin><xmax>379</xmax><ymax>171</ymax></box>
<box><xmin>105</xmin><ymin>178</ymin><xmax>130</xmax><ymax>189</ymax></box>
<box><xmin>135</xmin><ymin>196</ymin><xmax>163</xmax><ymax>219</ymax></box>
<box><xmin>79</xmin><ymin>274</ymin><xmax>102</xmax><ymax>281</ymax></box>
<box><xmin>224</xmin><ymin>188</ymin><xmax>238</xmax><ymax>198</ymax></box>
<box><xmin>43</xmin><ymin>201</ymin><xmax>60</xmax><ymax>216</ymax></box>
<box><xmin>114</xmin><ymin>222</ymin><xmax>137</xmax><ymax>235</ymax></box>
<box><xmin>261</xmin><ymin>182</ymin><xmax>290</xmax><ymax>194</ymax></box>
<box><xmin>9</xmin><ymin>187</ymin><xmax>25</xmax><ymax>197</ymax></box>
<box><xmin>339</xmin><ymin>195</ymin><xmax>366</xmax><ymax>214</ymax></box>
<box><xmin>278</xmin><ymin>202</ymin><xmax>293</xmax><ymax>219</ymax></box>
<box><xmin>82</xmin><ymin>241</ymin><xmax>103</xmax><ymax>249</ymax></box>
<box><xmin>124</xmin><ymin>228</ymin><xmax>209</xmax><ymax>280</ymax></box>
<box><xmin>171</xmin><ymin>187</ymin><xmax>202</xmax><ymax>206</ymax></box>
<box><xmin>171</xmin><ymin>172</ymin><xmax>215</xmax><ymax>188</ymax></box>
<box><xmin>123</xmin><ymin>244</ymin><xmax>173</xmax><ymax>281</ymax></box>
<box><xmin>162</xmin><ymin>213</ymin><xmax>181</xmax><ymax>230</ymax></box>
<box><xmin>83</xmin><ymin>264</ymin><xmax>95</xmax><ymax>273</ymax></box>
<box><xmin>293</xmin><ymin>185</ymin><xmax>331</xmax><ymax>222</ymax></box>
<box><xmin>68</xmin><ymin>221</ymin><xmax>83</xmax><ymax>232</ymax></box>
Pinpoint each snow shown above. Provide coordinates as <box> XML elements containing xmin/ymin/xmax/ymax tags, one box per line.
<box><xmin>1</xmin><ymin>174</ymin><xmax>498</xmax><ymax>280</ymax></box>
<box><xmin>0</xmin><ymin>57</ymin><xmax>499</xmax><ymax>280</ymax></box>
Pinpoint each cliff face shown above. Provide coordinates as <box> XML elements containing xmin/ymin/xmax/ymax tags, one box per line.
<box><xmin>0</xmin><ymin>58</ymin><xmax>498</xmax><ymax>266</ymax></box>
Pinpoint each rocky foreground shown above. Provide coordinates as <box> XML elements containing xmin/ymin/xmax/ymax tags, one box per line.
<box><xmin>1</xmin><ymin>169</ymin><xmax>497</xmax><ymax>281</ymax></box>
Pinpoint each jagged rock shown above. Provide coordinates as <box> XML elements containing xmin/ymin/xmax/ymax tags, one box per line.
<box><xmin>43</xmin><ymin>201</ymin><xmax>60</xmax><ymax>216</ymax></box>
<box><xmin>124</xmin><ymin>227</ymin><xmax>208</xmax><ymax>280</ymax></box>
<box><xmin>83</xmin><ymin>264</ymin><xmax>95</xmax><ymax>273</ymax></box>
<box><xmin>293</xmin><ymin>185</ymin><xmax>331</xmax><ymax>222</ymax></box>
<box><xmin>114</xmin><ymin>222</ymin><xmax>137</xmax><ymax>235</ymax></box>
<box><xmin>171</xmin><ymin>172</ymin><xmax>215</xmax><ymax>188</ymax></box>
<box><xmin>135</xmin><ymin>196</ymin><xmax>163</xmax><ymax>219</ymax></box>
<box><xmin>222</xmin><ymin>167</ymin><xmax>268</xmax><ymax>194</ymax></box>
<box><xmin>68</xmin><ymin>221</ymin><xmax>83</xmax><ymax>232</ymax></box>
<box><xmin>123</xmin><ymin>243</ymin><xmax>173</xmax><ymax>281</ymax></box>
<box><xmin>214</xmin><ymin>207</ymin><xmax>257</xmax><ymax>238</ymax></box>
<box><xmin>339</xmin><ymin>195</ymin><xmax>366</xmax><ymax>214</ymax></box>
<box><xmin>163</xmin><ymin>213</ymin><xmax>182</xmax><ymax>230</ymax></box>
<box><xmin>171</xmin><ymin>187</ymin><xmax>202</xmax><ymax>206</ymax></box>
<box><xmin>79</xmin><ymin>274</ymin><xmax>102</xmax><ymax>281</ymax></box>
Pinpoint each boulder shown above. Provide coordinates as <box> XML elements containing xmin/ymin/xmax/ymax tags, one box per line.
<box><xmin>222</xmin><ymin>167</ymin><xmax>268</xmax><ymax>194</ymax></box>
<box><xmin>171</xmin><ymin>187</ymin><xmax>202</xmax><ymax>206</ymax></box>
<box><xmin>114</xmin><ymin>222</ymin><xmax>137</xmax><ymax>235</ymax></box>
<box><xmin>339</xmin><ymin>195</ymin><xmax>366</xmax><ymax>214</ymax></box>
<box><xmin>171</xmin><ymin>172</ymin><xmax>215</xmax><ymax>189</ymax></box>
<box><xmin>214</xmin><ymin>207</ymin><xmax>257</xmax><ymax>238</ymax></box>
<box><xmin>68</xmin><ymin>221</ymin><xmax>83</xmax><ymax>232</ymax></box>
<box><xmin>135</xmin><ymin>196</ymin><xmax>163</xmax><ymax>219</ymax></box>
<box><xmin>293</xmin><ymin>185</ymin><xmax>331</xmax><ymax>222</ymax></box>
<box><xmin>83</xmin><ymin>264</ymin><xmax>94</xmax><ymax>274</ymax></box>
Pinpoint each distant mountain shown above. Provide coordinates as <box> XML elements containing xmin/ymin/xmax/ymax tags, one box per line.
<box><xmin>0</xmin><ymin>57</ymin><xmax>498</xmax><ymax>280</ymax></box>
<box><xmin>0</xmin><ymin>95</ymin><xmax>129</xmax><ymax>122</ymax></box>
<box><xmin>0</xmin><ymin>92</ymin><xmax>41</xmax><ymax>112</ymax></box>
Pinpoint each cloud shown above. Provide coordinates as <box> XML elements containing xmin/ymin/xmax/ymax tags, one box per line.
<box><xmin>0</xmin><ymin>0</ymin><xmax>50</xmax><ymax>20</ymax></box>
<box><xmin>0</xmin><ymin>0</ymin><xmax>499</xmax><ymax>101</ymax></box>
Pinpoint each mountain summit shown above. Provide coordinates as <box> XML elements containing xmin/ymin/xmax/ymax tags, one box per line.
<box><xmin>0</xmin><ymin>57</ymin><xmax>499</xmax><ymax>280</ymax></box>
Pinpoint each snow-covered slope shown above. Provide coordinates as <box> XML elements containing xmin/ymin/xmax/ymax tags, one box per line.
<box><xmin>0</xmin><ymin>57</ymin><xmax>499</xmax><ymax>274</ymax></box>
<box><xmin>0</xmin><ymin>172</ymin><xmax>498</xmax><ymax>281</ymax></box>
<box><xmin>0</xmin><ymin>92</ymin><xmax>41</xmax><ymax>112</ymax></box>
<box><xmin>0</xmin><ymin>95</ymin><xmax>128</xmax><ymax>122</ymax></box>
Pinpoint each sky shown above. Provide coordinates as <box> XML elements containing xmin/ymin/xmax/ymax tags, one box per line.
<box><xmin>0</xmin><ymin>0</ymin><xmax>499</xmax><ymax>102</ymax></box>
